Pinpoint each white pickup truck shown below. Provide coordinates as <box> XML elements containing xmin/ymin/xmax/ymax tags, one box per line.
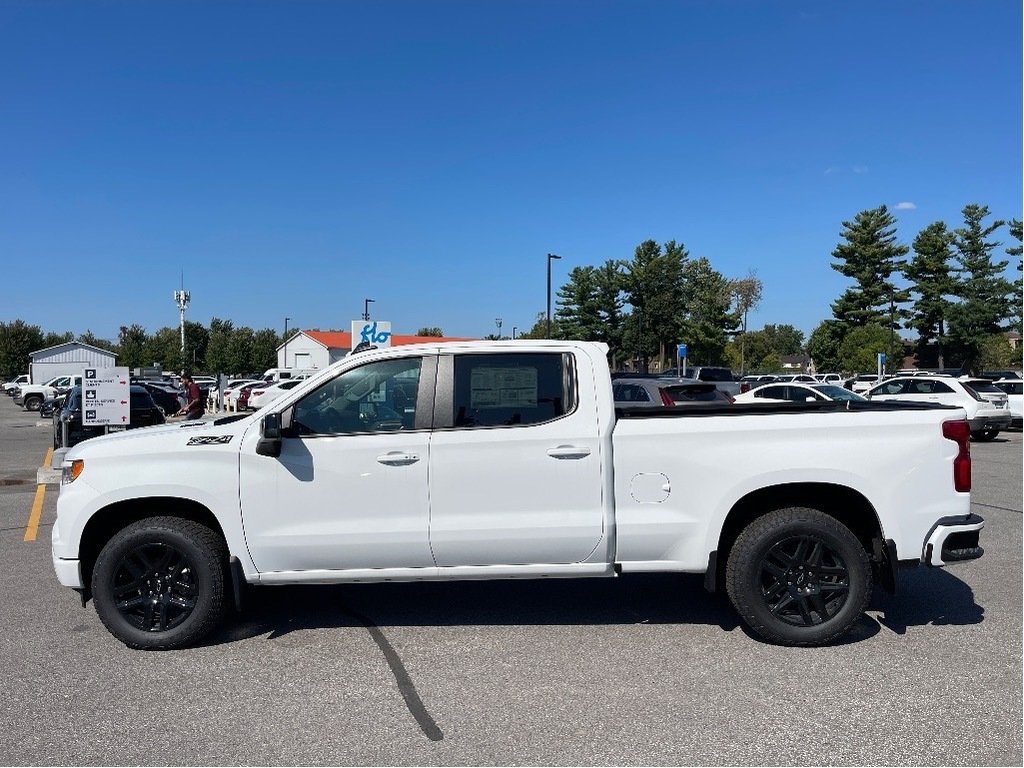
<box><xmin>52</xmin><ymin>341</ymin><xmax>984</xmax><ymax>650</ymax></box>
<box><xmin>16</xmin><ymin>374</ymin><xmax>84</xmax><ymax>411</ymax></box>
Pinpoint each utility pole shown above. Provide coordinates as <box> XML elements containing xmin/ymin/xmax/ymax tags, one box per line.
<box><xmin>495</xmin><ymin>318</ymin><xmax>502</xmax><ymax>339</ymax></box>
<box><xmin>283</xmin><ymin>317</ymin><xmax>291</xmax><ymax>368</ymax></box>
<box><xmin>546</xmin><ymin>253</ymin><xmax>561</xmax><ymax>337</ymax></box>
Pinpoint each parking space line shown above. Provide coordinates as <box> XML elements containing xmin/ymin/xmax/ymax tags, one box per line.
<box><xmin>24</xmin><ymin>447</ymin><xmax>54</xmax><ymax>543</ymax></box>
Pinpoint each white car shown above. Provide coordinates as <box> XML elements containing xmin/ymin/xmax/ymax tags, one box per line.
<box><xmin>845</xmin><ymin>374</ymin><xmax>883</xmax><ymax>394</ymax></box>
<box><xmin>247</xmin><ymin>378</ymin><xmax>307</xmax><ymax>410</ymax></box>
<box><xmin>770</xmin><ymin>373</ymin><xmax>816</xmax><ymax>383</ymax></box>
<box><xmin>993</xmin><ymin>379</ymin><xmax>1022</xmax><ymax>428</ymax></box>
<box><xmin>734</xmin><ymin>382</ymin><xmax>867</xmax><ymax>404</ymax></box>
<box><xmin>866</xmin><ymin>376</ymin><xmax>1011</xmax><ymax>441</ymax></box>
<box><xmin>219</xmin><ymin>379</ymin><xmax>263</xmax><ymax>410</ymax></box>
<box><xmin>814</xmin><ymin>373</ymin><xmax>843</xmax><ymax>384</ymax></box>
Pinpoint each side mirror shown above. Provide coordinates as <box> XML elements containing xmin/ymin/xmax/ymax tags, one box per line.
<box><xmin>256</xmin><ymin>413</ymin><xmax>282</xmax><ymax>457</ymax></box>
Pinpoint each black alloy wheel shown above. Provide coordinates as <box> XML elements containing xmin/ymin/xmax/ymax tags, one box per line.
<box><xmin>726</xmin><ymin>507</ymin><xmax>871</xmax><ymax>646</ymax></box>
<box><xmin>110</xmin><ymin>542</ymin><xmax>198</xmax><ymax>633</ymax></box>
<box><xmin>92</xmin><ymin>517</ymin><xmax>227</xmax><ymax>650</ymax></box>
<box><xmin>972</xmin><ymin>428</ymin><xmax>999</xmax><ymax>442</ymax></box>
<box><xmin>757</xmin><ymin>534</ymin><xmax>850</xmax><ymax>627</ymax></box>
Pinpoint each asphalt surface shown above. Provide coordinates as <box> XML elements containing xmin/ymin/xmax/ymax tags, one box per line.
<box><xmin>0</xmin><ymin>394</ymin><xmax>1020</xmax><ymax>766</ymax></box>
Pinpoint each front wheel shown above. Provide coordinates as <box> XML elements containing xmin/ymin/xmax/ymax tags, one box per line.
<box><xmin>24</xmin><ymin>395</ymin><xmax>42</xmax><ymax>411</ymax></box>
<box><xmin>725</xmin><ymin>507</ymin><xmax>872</xmax><ymax>646</ymax></box>
<box><xmin>971</xmin><ymin>428</ymin><xmax>999</xmax><ymax>442</ymax></box>
<box><xmin>91</xmin><ymin>517</ymin><xmax>228</xmax><ymax>650</ymax></box>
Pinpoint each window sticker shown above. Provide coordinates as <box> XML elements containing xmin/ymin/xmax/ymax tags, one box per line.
<box><xmin>470</xmin><ymin>367</ymin><xmax>538</xmax><ymax>409</ymax></box>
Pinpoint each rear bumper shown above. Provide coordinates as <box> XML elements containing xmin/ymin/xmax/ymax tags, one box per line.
<box><xmin>968</xmin><ymin>413</ymin><xmax>1011</xmax><ymax>432</ymax></box>
<box><xmin>923</xmin><ymin>514</ymin><xmax>985</xmax><ymax>566</ymax></box>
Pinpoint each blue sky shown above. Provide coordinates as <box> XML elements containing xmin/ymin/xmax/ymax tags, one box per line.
<box><xmin>2</xmin><ymin>1</ymin><xmax>1021</xmax><ymax>343</ymax></box>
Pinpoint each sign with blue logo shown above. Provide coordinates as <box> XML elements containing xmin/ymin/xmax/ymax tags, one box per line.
<box><xmin>351</xmin><ymin>320</ymin><xmax>393</xmax><ymax>348</ymax></box>
<box><xmin>877</xmin><ymin>352</ymin><xmax>886</xmax><ymax>364</ymax></box>
<box><xmin>677</xmin><ymin>344</ymin><xmax>687</xmax><ymax>359</ymax></box>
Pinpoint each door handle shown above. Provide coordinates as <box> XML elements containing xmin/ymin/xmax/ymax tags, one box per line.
<box><xmin>376</xmin><ymin>451</ymin><xmax>420</xmax><ymax>466</ymax></box>
<box><xmin>547</xmin><ymin>445</ymin><xmax>591</xmax><ymax>460</ymax></box>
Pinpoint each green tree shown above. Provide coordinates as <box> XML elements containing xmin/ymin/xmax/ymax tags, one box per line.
<box><xmin>416</xmin><ymin>327</ymin><xmax>444</xmax><ymax>337</ymax></box>
<box><xmin>143</xmin><ymin>327</ymin><xmax>181</xmax><ymax>371</ymax></box>
<box><xmin>554</xmin><ymin>259</ymin><xmax>626</xmax><ymax>359</ymax></box>
<box><xmin>730</xmin><ymin>272</ymin><xmax>763</xmax><ymax>375</ymax></box>
<box><xmin>251</xmin><ymin>328</ymin><xmax>281</xmax><ymax>372</ymax></box>
<box><xmin>77</xmin><ymin>331</ymin><xmax>117</xmax><ymax>353</ymax></box>
<box><xmin>117</xmin><ymin>324</ymin><xmax>149</xmax><ymax>370</ymax></box>
<box><xmin>41</xmin><ymin>331</ymin><xmax>75</xmax><ymax>348</ymax></box>
<box><xmin>1007</xmin><ymin>218</ymin><xmax>1022</xmax><ymax>334</ymax></box>
<box><xmin>621</xmin><ymin>240</ymin><xmax>688</xmax><ymax>371</ymax></box>
<box><xmin>830</xmin><ymin>205</ymin><xmax>911</xmax><ymax>328</ymax></box>
<box><xmin>205</xmin><ymin>317</ymin><xmax>235</xmax><ymax>374</ymax></box>
<box><xmin>226</xmin><ymin>326</ymin><xmax>256</xmax><ymax>374</ymax></box>
<box><xmin>976</xmin><ymin>333</ymin><xmax>1020</xmax><ymax>371</ymax></box>
<box><xmin>0</xmin><ymin>320</ymin><xmax>45</xmax><ymax>379</ymax></box>
<box><xmin>905</xmin><ymin>221</ymin><xmax>955</xmax><ymax>368</ymax></box>
<box><xmin>677</xmin><ymin>256</ymin><xmax>738</xmax><ymax>365</ymax></box>
<box><xmin>807</xmin><ymin>320</ymin><xmax>848</xmax><ymax>374</ymax></box>
<box><xmin>946</xmin><ymin>204</ymin><xmax>1014</xmax><ymax>370</ymax></box>
<box><xmin>838</xmin><ymin>324</ymin><xmax>902</xmax><ymax>373</ymax></box>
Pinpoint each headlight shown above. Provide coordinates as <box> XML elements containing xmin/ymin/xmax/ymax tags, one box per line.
<box><xmin>61</xmin><ymin>460</ymin><xmax>84</xmax><ymax>485</ymax></box>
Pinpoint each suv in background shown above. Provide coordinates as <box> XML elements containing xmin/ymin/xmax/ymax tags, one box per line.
<box><xmin>3</xmin><ymin>374</ymin><xmax>30</xmax><ymax>395</ymax></box>
<box><xmin>658</xmin><ymin>365</ymin><xmax>743</xmax><ymax>396</ymax></box>
<box><xmin>866</xmin><ymin>375</ymin><xmax>1011</xmax><ymax>441</ymax></box>
<box><xmin>844</xmin><ymin>373</ymin><xmax>882</xmax><ymax>394</ymax></box>
<box><xmin>992</xmin><ymin>379</ymin><xmax>1022</xmax><ymax>428</ymax></box>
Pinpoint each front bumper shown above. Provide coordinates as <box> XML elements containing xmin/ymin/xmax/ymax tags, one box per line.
<box><xmin>923</xmin><ymin>514</ymin><xmax>985</xmax><ymax>566</ymax></box>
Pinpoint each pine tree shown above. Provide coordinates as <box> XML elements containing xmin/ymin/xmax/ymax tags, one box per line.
<box><xmin>1007</xmin><ymin>219</ymin><xmax>1022</xmax><ymax>334</ymax></box>
<box><xmin>830</xmin><ymin>205</ymin><xmax>911</xmax><ymax>328</ymax></box>
<box><xmin>905</xmin><ymin>221</ymin><xmax>954</xmax><ymax>368</ymax></box>
<box><xmin>947</xmin><ymin>204</ymin><xmax>1013</xmax><ymax>369</ymax></box>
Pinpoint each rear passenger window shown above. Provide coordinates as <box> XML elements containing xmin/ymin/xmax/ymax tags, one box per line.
<box><xmin>453</xmin><ymin>353</ymin><xmax>574</xmax><ymax>428</ymax></box>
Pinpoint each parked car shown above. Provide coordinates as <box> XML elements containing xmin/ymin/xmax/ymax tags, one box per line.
<box><xmin>613</xmin><ymin>377</ymin><xmax>734</xmax><ymax>408</ymax></box>
<box><xmin>220</xmin><ymin>379</ymin><xmax>263</xmax><ymax>410</ymax></box>
<box><xmin>235</xmin><ymin>382</ymin><xmax>263</xmax><ymax>411</ymax></box>
<box><xmin>979</xmin><ymin>370</ymin><xmax>1022</xmax><ymax>381</ymax></box>
<box><xmin>3</xmin><ymin>374</ymin><xmax>30</xmax><ymax>395</ymax></box>
<box><xmin>993</xmin><ymin>378</ymin><xmax>1023</xmax><ymax>428</ymax></box>
<box><xmin>136</xmin><ymin>381</ymin><xmax>184</xmax><ymax>416</ymax></box>
<box><xmin>15</xmin><ymin>374</ymin><xmax>84</xmax><ymax>411</ymax></box>
<box><xmin>769</xmin><ymin>373</ymin><xmax>817</xmax><ymax>383</ymax></box>
<box><xmin>844</xmin><ymin>374</ymin><xmax>883</xmax><ymax>394</ymax></box>
<box><xmin>247</xmin><ymin>378</ymin><xmax>308</xmax><ymax>410</ymax></box>
<box><xmin>739</xmin><ymin>374</ymin><xmax>776</xmax><ymax>386</ymax></box>
<box><xmin>734</xmin><ymin>382</ymin><xmax>868</xmax><ymax>404</ymax></box>
<box><xmin>813</xmin><ymin>373</ymin><xmax>844</xmax><ymax>384</ymax></box>
<box><xmin>209</xmin><ymin>378</ymin><xmax>263</xmax><ymax>409</ymax></box>
<box><xmin>866</xmin><ymin>376</ymin><xmax>1010</xmax><ymax>441</ymax></box>
<box><xmin>53</xmin><ymin>385</ymin><xmax>165</xmax><ymax>449</ymax></box>
<box><xmin>39</xmin><ymin>393</ymin><xmax>68</xmax><ymax>418</ymax></box>
<box><xmin>658</xmin><ymin>366</ymin><xmax>743</xmax><ymax>396</ymax></box>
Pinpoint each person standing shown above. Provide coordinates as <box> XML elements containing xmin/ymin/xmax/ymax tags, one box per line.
<box><xmin>176</xmin><ymin>373</ymin><xmax>205</xmax><ymax>420</ymax></box>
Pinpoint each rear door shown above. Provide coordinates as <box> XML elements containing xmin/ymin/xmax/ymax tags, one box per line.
<box><xmin>427</xmin><ymin>350</ymin><xmax>605</xmax><ymax>566</ymax></box>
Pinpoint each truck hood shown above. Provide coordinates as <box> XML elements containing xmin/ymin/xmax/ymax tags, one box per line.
<box><xmin>65</xmin><ymin>413</ymin><xmax>257</xmax><ymax>461</ymax></box>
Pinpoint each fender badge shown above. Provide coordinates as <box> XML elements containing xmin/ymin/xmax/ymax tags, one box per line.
<box><xmin>187</xmin><ymin>435</ymin><xmax>234</xmax><ymax>446</ymax></box>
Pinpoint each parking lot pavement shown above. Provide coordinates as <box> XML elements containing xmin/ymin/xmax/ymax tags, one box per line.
<box><xmin>1</xmin><ymin>394</ymin><xmax>1021</xmax><ymax>766</ymax></box>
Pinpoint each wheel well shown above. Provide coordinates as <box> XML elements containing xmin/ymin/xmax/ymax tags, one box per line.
<box><xmin>78</xmin><ymin>497</ymin><xmax>227</xmax><ymax>593</ymax></box>
<box><xmin>712</xmin><ymin>483</ymin><xmax>883</xmax><ymax>590</ymax></box>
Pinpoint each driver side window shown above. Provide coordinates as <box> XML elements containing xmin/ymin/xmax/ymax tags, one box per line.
<box><xmin>291</xmin><ymin>357</ymin><xmax>422</xmax><ymax>436</ymax></box>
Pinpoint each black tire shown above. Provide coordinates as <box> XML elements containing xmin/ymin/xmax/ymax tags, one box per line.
<box><xmin>91</xmin><ymin>517</ymin><xmax>228</xmax><ymax>650</ymax></box>
<box><xmin>725</xmin><ymin>507</ymin><xmax>872</xmax><ymax>647</ymax></box>
<box><xmin>24</xmin><ymin>395</ymin><xmax>42</xmax><ymax>411</ymax></box>
<box><xmin>971</xmin><ymin>428</ymin><xmax>999</xmax><ymax>442</ymax></box>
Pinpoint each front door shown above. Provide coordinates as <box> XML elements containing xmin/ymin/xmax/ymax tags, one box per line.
<box><xmin>427</xmin><ymin>351</ymin><xmax>605</xmax><ymax>567</ymax></box>
<box><xmin>239</xmin><ymin>354</ymin><xmax>435</xmax><ymax>573</ymax></box>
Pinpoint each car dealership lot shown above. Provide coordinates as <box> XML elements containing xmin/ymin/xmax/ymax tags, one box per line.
<box><xmin>0</xmin><ymin>396</ymin><xmax>1020</xmax><ymax>766</ymax></box>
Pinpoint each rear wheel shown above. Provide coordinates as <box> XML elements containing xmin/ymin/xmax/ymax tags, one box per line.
<box><xmin>24</xmin><ymin>395</ymin><xmax>42</xmax><ymax>411</ymax></box>
<box><xmin>91</xmin><ymin>517</ymin><xmax>228</xmax><ymax>650</ymax></box>
<box><xmin>726</xmin><ymin>507</ymin><xmax>871</xmax><ymax>646</ymax></box>
<box><xmin>971</xmin><ymin>428</ymin><xmax>999</xmax><ymax>442</ymax></box>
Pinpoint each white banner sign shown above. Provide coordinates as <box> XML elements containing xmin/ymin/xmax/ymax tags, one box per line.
<box><xmin>351</xmin><ymin>320</ymin><xmax>393</xmax><ymax>348</ymax></box>
<box><xmin>82</xmin><ymin>367</ymin><xmax>130</xmax><ymax>427</ymax></box>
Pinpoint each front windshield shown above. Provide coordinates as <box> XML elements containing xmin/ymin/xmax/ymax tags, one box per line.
<box><xmin>813</xmin><ymin>385</ymin><xmax>866</xmax><ymax>401</ymax></box>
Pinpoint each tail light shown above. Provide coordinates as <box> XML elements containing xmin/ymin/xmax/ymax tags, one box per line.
<box><xmin>740</xmin><ymin>383</ymin><xmax>750</xmax><ymax>393</ymax></box>
<box><xmin>659</xmin><ymin>388</ymin><xmax>675</xmax><ymax>406</ymax></box>
<box><xmin>942</xmin><ymin>419</ymin><xmax>971</xmax><ymax>492</ymax></box>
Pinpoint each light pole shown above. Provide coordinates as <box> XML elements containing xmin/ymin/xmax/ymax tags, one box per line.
<box><xmin>546</xmin><ymin>253</ymin><xmax>561</xmax><ymax>338</ymax></box>
<box><xmin>363</xmin><ymin>298</ymin><xmax>374</xmax><ymax>322</ymax></box>
<box><xmin>173</xmin><ymin>288</ymin><xmax>190</xmax><ymax>373</ymax></box>
<box><xmin>512</xmin><ymin>326</ymin><xmax>518</xmax><ymax>340</ymax></box>
<box><xmin>495</xmin><ymin>318</ymin><xmax>502</xmax><ymax>339</ymax></box>
<box><xmin>283</xmin><ymin>317</ymin><xmax>291</xmax><ymax>368</ymax></box>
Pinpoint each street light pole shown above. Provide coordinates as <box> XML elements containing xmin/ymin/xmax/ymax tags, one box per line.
<box><xmin>363</xmin><ymin>298</ymin><xmax>374</xmax><ymax>322</ymax></box>
<box><xmin>512</xmin><ymin>326</ymin><xmax>518</xmax><ymax>340</ymax></box>
<box><xmin>283</xmin><ymin>317</ymin><xmax>291</xmax><ymax>368</ymax></box>
<box><xmin>495</xmin><ymin>318</ymin><xmax>502</xmax><ymax>339</ymax></box>
<box><xmin>546</xmin><ymin>253</ymin><xmax>561</xmax><ymax>338</ymax></box>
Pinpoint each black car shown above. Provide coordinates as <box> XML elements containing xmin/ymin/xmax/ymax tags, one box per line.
<box><xmin>136</xmin><ymin>380</ymin><xmax>185</xmax><ymax>416</ymax></box>
<box><xmin>39</xmin><ymin>393</ymin><xmax>67</xmax><ymax>418</ymax></box>
<box><xmin>54</xmin><ymin>385</ymin><xmax>166</xmax><ymax>449</ymax></box>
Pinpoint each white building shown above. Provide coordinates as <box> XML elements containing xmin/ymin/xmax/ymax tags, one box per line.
<box><xmin>29</xmin><ymin>342</ymin><xmax>117</xmax><ymax>384</ymax></box>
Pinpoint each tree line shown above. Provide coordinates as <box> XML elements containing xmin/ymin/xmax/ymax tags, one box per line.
<box><xmin>0</xmin><ymin>318</ymin><xmax>286</xmax><ymax>379</ymax></box>
<box><xmin>517</xmin><ymin>202</ymin><xmax>1020</xmax><ymax>374</ymax></box>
